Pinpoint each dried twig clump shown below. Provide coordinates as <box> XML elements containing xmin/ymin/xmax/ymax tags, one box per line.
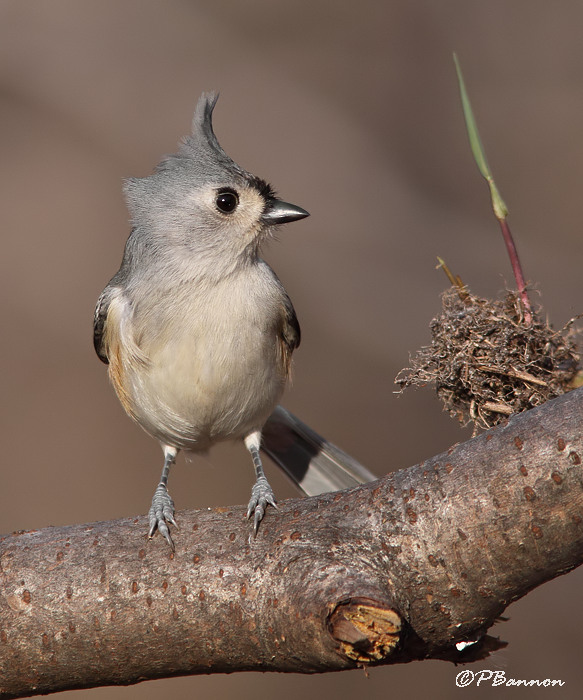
<box><xmin>396</xmin><ymin>288</ymin><xmax>580</xmax><ymax>432</ymax></box>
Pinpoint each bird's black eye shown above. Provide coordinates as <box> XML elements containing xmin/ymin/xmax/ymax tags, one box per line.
<box><xmin>216</xmin><ymin>189</ymin><xmax>239</xmax><ymax>214</ymax></box>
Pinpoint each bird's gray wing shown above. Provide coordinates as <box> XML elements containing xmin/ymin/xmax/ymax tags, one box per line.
<box><xmin>277</xmin><ymin>290</ymin><xmax>301</xmax><ymax>378</ymax></box>
<box><xmin>94</xmin><ymin>280</ymin><xmax>146</xmax><ymax>363</ymax></box>
<box><xmin>262</xmin><ymin>406</ymin><xmax>377</xmax><ymax>496</ymax></box>
<box><xmin>93</xmin><ymin>285</ymin><xmax>116</xmax><ymax>364</ymax></box>
<box><xmin>281</xmin><ymin>290</ymin><xmax>300</xmax><ymax>351</ymax></box>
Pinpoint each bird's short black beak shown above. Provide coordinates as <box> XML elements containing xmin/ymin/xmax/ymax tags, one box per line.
<box><xmin>262</xmin><ymin>198</ymin><xmax>310</xmax><ymax>225</ymax></box>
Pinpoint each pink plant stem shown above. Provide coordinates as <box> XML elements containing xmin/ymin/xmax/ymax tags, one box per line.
<box><xmin>498</xmin><ymin>217</ymin><xmax>533</xmax><ymax>325</ymax></box>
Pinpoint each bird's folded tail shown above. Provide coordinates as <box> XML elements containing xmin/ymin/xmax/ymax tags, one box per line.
<box><xmin>261</xmin><ymin>405</ymin><xmax>376</xmax><ymax>496</ymax></box>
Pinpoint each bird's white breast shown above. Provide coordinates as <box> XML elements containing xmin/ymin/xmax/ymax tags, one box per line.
<box><xmin>120</xmin><ymin>265</ymin><xmax>287</xmax><ymax>450</ymax></box>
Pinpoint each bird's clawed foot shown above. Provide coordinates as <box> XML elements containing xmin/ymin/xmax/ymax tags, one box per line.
<box><xmin>148</xmin><ymin>483</ymin><xmax>178</xmax><ymax>550</ymax></box>
<box><xmin>246</xmin><ymin>476</ymin><xmax>277</xmax><ymax>536</ymax></box>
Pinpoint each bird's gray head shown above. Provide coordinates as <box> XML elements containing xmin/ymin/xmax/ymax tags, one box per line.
<box><xmin>123</xmin><ymin>93</ymin><xmax>308</xmax><ymax>269</ymax></box>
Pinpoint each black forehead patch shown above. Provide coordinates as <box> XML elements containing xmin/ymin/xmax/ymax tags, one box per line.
<box><xmin>248</xmin><ymin>175</ymin><xmax>276</xmax><ymax>201</ymax></box>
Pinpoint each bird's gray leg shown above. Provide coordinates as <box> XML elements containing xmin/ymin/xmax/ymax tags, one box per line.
<box><xmin>148</xmin><ymin>444</ymin><xmax>178</xmax><ymax>550</ymax></box>
<box><xmin>245</xmin><ymin>430</ymin><xmax>277</xmax><ymax>535</ymax></box>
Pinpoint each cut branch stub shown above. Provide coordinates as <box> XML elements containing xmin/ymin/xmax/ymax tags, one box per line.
<box><xmin>328</xmin><ymin>598</ymin><xmax>402</xmax><ymax>662</ymax></box>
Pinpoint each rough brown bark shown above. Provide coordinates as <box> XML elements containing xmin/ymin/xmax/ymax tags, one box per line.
<box><xmin>1</xmin><ymin>388</ymin><xmax>583</xmax><ymax>698</ymax></box>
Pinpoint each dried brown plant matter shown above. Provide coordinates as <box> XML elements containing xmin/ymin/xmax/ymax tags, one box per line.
<box><xmin>396</xmin><ymin>288</ymin><xmax>579</xmax><ymax>431</ymax></box>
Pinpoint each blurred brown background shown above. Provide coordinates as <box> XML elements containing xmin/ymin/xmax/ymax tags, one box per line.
<box><xmin>1</xmin><ymin>1</ymin><xmax>582</xmax><ymax>698</ymax></box>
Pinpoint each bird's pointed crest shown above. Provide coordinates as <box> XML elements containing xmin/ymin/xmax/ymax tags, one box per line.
<box><xmin>191</xmin><ymin>91</ymin><xmax>221</xmax><ymax>151</ymax></box>
<box><xmin>178</xmin><ymin>92</ymin><xmax>240</xmax><ymax>176</ymax></box>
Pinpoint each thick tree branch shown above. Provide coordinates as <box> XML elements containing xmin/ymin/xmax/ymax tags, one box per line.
<box><xmin>1</xmin><ymin>388</ymin><xmax>583</xmax><ymax>697</ymax></box>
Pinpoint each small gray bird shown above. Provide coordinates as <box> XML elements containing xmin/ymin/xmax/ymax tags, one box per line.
<box><xmin>94</xmin><ymin>93</ymin><xmax>309</xmax><ymax>549</ymax></box>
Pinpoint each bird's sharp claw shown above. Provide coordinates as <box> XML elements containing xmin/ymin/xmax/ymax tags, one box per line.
<box><xmin>161</xmin><ymin>529</ymin><xmax>175</xmax><ymax>552</ymax></box>
<box><xmin>253</xmin><ymin>510</ymin><xmax>263</xmax><ymax>536</ymax></box>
